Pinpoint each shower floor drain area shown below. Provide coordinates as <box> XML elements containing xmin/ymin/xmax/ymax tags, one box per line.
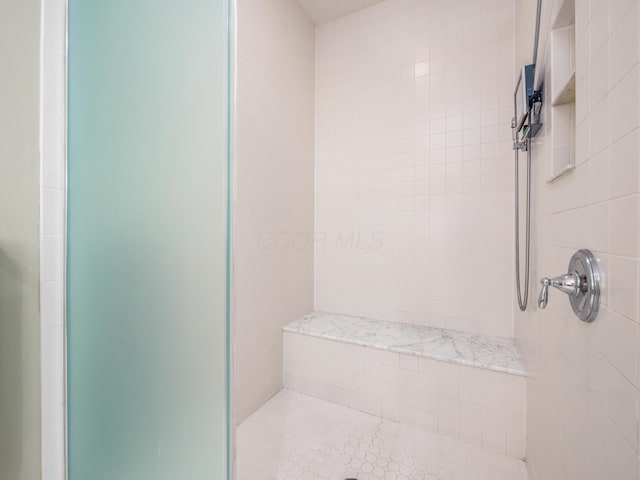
<box><xmin>237</xmin><ymin>390</ymin><xmax>528</xmax><ymax>480</ymax></box>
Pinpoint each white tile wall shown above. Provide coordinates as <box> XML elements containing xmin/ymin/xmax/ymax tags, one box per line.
<box><xmin>41</xmin><ymin>0</ymin><xmax>66</xmax><ymax>479</ymax></box>
<box><xmin>314</xmin><ymin>0</ymin><xmax>517</xmax><ymax>337</ymax></box>
<box><xmin>283</xmin><ymin>331</ymin><xmax>527</xmax><ymax>458</ymax></box>
<box><xmin>233</xmin><ymin>0</ymin><xmax>315</xmax><ymax>423</ymax></box>
<box><xmin>514</xmin><ymin>0</ymin><xmax>640</xmax><ymax>479</ymax></box>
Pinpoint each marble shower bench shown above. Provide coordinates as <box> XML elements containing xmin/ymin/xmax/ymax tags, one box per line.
<box><xmin>283</xmin><ymin>312</ymin><xmax>527</xmax><ymax>459</ymax></box>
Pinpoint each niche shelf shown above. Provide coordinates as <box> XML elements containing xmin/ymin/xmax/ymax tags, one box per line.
<box><xmin>550</xmin><ymin>26</ymin><xmax>576</xmax><ymax>106</ymax></box>
<box><xmin>546</xmin><ymin>0</ymin><xmax>576</xmax><ymax>183</ymax></box>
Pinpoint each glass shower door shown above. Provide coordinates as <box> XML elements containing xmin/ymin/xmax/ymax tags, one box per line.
<box><xmin>66</xmin><ymin>1</ymin><xmax>230</xmax><ymax>479</ymax></box>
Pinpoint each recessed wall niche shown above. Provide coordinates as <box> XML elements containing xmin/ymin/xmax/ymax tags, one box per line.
<box><xmin>547</xmin><ymin>0</ymin><xmax>576</xmax><ymax>182</ymax></box>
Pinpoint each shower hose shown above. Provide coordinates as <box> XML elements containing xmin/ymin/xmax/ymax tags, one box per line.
<box><xmin>514</xmin><ymin>0</ymin><xmax>541</xmax><ymax>311</ymax></box>
<box><xmin>514</xmin><ymin>122</ymin><xmax>532</xmax><ymax>312</ymax></box>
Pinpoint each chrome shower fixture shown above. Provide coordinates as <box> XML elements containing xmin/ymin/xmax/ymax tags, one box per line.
<box><xmin>512</xmin><ymin>71</ymin><xmax>542</xmax><ymax>312</ymax></box>
<box><xmin>538</xmin><ymin>249</ymin><xmax>601</xmax><ymax>322</ymax></box>
<box><xmin>512</xmin><ymin>65</ymin><xmax>543</xmax><ymax>151</ymax></box>
<box><xmin>512</xmin><ymin>0</ymin><xmax>543</xmax><ymax>312</ymax></box>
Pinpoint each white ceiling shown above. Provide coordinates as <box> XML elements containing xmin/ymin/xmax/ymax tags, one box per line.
<box><xmin>297</xmin><ymin>0</ymin><xmax>387</xmax><ymax>24</ymax></box>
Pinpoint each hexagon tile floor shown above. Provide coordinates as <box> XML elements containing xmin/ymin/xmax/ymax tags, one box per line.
<box><xmin>236</xmin><ymin>390</ymin><xmax>528</xmax><ymax>480</ymax></box>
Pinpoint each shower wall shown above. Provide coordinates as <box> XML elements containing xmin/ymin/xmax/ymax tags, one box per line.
<box><xmin>515</xmin><ymin>0</ymin><xmax>640</xmax><ymax>479</ymax></box>
<box><xmin>234</xmin><ymin>0</ymin><xmax>315</xmax><ymax>423</ymax></box>
<box><xmin>315</xmin><ymin>0</ymin><xmax>516</xmax><ymax>337</ymax></box>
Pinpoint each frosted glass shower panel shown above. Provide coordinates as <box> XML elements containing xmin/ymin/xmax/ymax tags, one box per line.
<box><xmin>67</xmin><ymin>1</ymin><xmax>230</xmax><ymax>479</ymax></box>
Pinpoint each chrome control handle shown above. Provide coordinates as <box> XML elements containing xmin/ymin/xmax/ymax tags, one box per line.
<box><xmin>537</xmin><ymin>249</ymin><xmax>601</xmax><ymax>322</ymax></box>
<box><xmin>538</xmin><ymin>272</ymin><xmax>581</xmax><ymax>309</ymax></box>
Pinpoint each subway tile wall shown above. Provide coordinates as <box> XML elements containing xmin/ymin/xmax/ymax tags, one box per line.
<box><xmin>283</xmin><ymin>332</ymin><xmax>527</xmax><ymax>458</ymax></box>
<box><xmin>514</xmin><ymin>0</ymin><xmax>640</xmax><ymax>479</ymax></box>
<box><xmin>314</xmin><ymin>0</ymin><xmax>517</xmax><ymax>337</ymax></box>
<box><xmin>41</xmin><ymin>0</ymin><xmax>66</xmax><ymax>478</ymax></box>
<box><xmin>234</xmin><ymin>0</ymin><xmax>315</xmax><ymax>423</ymax></box>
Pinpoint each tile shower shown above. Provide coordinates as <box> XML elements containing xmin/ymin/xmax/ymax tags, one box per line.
<box><xmin>25</xmin><ymin>0</ymin><xmax>640</xmax><ymax>478</ymax></box>
<box><xmin>234</xmin><ymin>0</ymin><xmax>640</xmax><ymax>479</ymax></box>
<box><xmin>236</xmin><ymin>0</ymin><xmax>528</xmax><ymax>476</ymax></box>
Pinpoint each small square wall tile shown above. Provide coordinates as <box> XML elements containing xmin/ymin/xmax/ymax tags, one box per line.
<box><xmin>399</xmin><ymin>405</ymin><xmax>422</xmax><ymax>429</ymax></box>
<box><xmin>608</xmin><ymin>310</ymin><xmax>639</xmax><ymax>386</ymax></box>
<box><xmin>589</xmin><ymin>0</ymin><xmax>609</xmax><ymax>57</ymax></box>
<box><xmin>610</xmin><ymin>195</ymin><xmax>639</xmax><ymax>257</ymax></box>
<box><xmin>349</xmin><ymin>391</ymin><xmax>368</xmax><ymax>413</ymax></box>
<box><xmin>609</xmin><ymin>257</ymin><xmax>639</xmax><ymax>322</ymax></box>
<box><xmin>607</xmin><ymin>367</ymin><xmax>638</xmax><ymax>449</ymax></box>
<box><xmin>419</xmin><ymin>361</ymin><xmax>438</xmax><ymax>394</ymax></box>
<box><xmin>610</xmin><ymin>0</ymin><xmax>638</xmax><ymax>31</ymax></box>
<box><xmin>460</xmin><ymin>378</ymin><xmax>483</xmax><ymax>405</ymax></box>
<box><xmin>610</xmin><ymin>130</ymin><xmax>639</xmax><ymax>198</ymax></box>
<box><xmin>381</xmin><ymin>351</ymin><xmax>400</xmax><ymax>368</ymax></box>
<box><xmin>610</xmin><ymin>1</ymin><xmax>639</xmax><ymax>87</ymax></box>
<box><xmin>420</xmin><ymin>411</ymin><xmax>439</xmax><ymax>433</ymax></box>
<box><xmin>505</xmin><ymin>374</ymin><xmax>527</xmax><ymax>414</ymax></box>
<box><xmin>589</xmin><ymin>98</ymin><xmax>610</xmax><ymax>158</ymax></box>
<box><xmin>506</xmin><ymin>434</ymin><xmax>526</xmax><ymax>460</ymax></box>
<box><xmin>420</xmin><ymin>390</ymin><xmax>438</xmax><ymax>414</ymax></box>
<box><xmin>482</xmin><ymin>368</ymin><xmax>507</xmax><ymax>387</ymax></box>
<box><xmin>438</xmin><ymin>375</ymin><xmax>459</xmax><ymax>399</ymax></box>
<box><xmin>399</xmin><ymin>386</ymin><xmax>419</xmax><ymax>410</ymax></box>
<box><xmin>460</xmin><ymin>420</ymin><xmax>483</xmax><ymax>446</ymax></box>
<box><xmin>382</xmin><ymin>364</ymin><xmax>400</xmax><ymax>390</ymax></box>
<box><xmin>611</xmin><ymin>65</ymin><xmax>640</xmax><ymax>143</ymax></box>
<box><xmin>588</xmin><ymin>149</ymin><xmax>611</xmax><ymax>203</ymax></box>
<box><xmin>506</xmin><ymin>410</ymin><xmax>526</xmax><ymax>439</ymax></box>
<box><xmin>399</xmin><ymin>353</ymin><xmax>419</xmax><ymax>371</ymax></box>
<box><xmin>482</xmin><ymin>428</ymin><xmax>507</xmax><ymax>456</ymax></box>
<box><xmin>382</xmin><ymin>397</ymin><xmax>399</xmax><ymax>422</ymax></box>
<box><xmin>482</xmin><ymin>406</ymin><xmax>506</xmax><ymax>434</ymax></box>
<box><xmin>606</xmin><ymin>419</ymin><xmax>637</xmax><ymax>480</ymax></box>
<box><xmin>437</xmin><ymin>395</ymin><xmax>459</xmax><ymax>419</ymax></box>
<box><xmin>437</xmin><ymin>361</ymin><xmax>460</xmax><ymax>379</ymax></box>
<box><xmin>460</xmin><ymin>400</ymin><xmax>482</xmax><ymax>426</ymax></box>
<box><xmin>438</xmin><ymin>415</ymin><xmax>460</xmax><ymax>439</ymax></box>
<box><xmin>589</xmin><ymin>202</ymin><xmax>610</xmax><ymax>252</ymax></box>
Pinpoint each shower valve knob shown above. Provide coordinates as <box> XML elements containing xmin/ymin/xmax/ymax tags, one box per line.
<box><xmin>536</xmin><ymin>250</ymin><xmax>601</xmax><ymax>322</ymax></box>
<box><xmin>537</xmin><ymin>273</ymin><xmax>581</xmax><ymax>309</ymax></box>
